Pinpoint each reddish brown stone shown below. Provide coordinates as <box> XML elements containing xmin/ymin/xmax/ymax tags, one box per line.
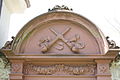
<box><xmin>1</xmin><ymin>10</ymin><xmax>120</xmax><ymax>80</ymax></box>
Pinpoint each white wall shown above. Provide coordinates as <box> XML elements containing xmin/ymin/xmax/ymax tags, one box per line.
<box><xmin>9</xmin><ymin>0</ymin><xmax>120</xmax><ymax>47</ymax></box>
<box><xmin>4</xmin><ymin>0</ymin><xmax>27</xmax><ymax>13</ymax></box>
<box><xmin>111</xmin><ymin>61</ymin><xmax>120</xmax><ymax>80</ymax></box>
<box><xmin>0</xmin><ymin>0</ymin><xmax>28</xmax><ymax>48</ymax></box>
<box><xmin>0</xmin><ymin>1</ymin><xmax>11</xmax><ymax>48</ymax></box>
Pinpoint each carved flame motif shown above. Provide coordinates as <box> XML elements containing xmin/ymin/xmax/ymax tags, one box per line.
<box><xmin>24</xmin><ymin>64</ymin><xmax>96</xmax><ymax>75</ymax></box>
<box><xmin>48</xmin><ymin>5</ymin><xmax>73</xmax><ymax>12</ymax></box>
<box><xmin>39</xmin><ymin>27</ymin><xmax>85</xmax><ymax>53</ymax></box>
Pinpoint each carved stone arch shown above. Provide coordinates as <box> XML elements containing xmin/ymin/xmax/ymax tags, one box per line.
<box><xmin>12</xmin><ymin>11</ymin><xmax>108</xmax><ymax>55</ymax></box>
<box><xmin>1</xmin><ymin>8</ymin><xmax>120</xmax><ymax>80</ymax></box>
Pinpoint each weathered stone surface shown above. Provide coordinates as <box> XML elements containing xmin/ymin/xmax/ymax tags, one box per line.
<box><xmin>1</xmin><ymin>6</ymin><xmax>120</xmax><ymax>80</ymax></box>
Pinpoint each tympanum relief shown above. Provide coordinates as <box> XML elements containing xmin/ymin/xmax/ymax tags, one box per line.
<box><xmin>39</xmin><ymin>27</ymin><xmax>85</xmax><ymax>53</ymax></box>
<box><xmin>21</xmin><ymin>20</ymin><xmax>100</xmax><ymax>54</ymax></box>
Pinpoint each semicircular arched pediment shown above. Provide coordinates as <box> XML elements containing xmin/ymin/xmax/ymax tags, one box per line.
<box><xmin>11</xmin><ymin>11</ymin><xmax>109</xmax><ymax>55</ymax></box>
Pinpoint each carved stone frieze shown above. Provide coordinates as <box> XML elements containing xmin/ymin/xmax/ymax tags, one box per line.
<box><xmin>24</xmin><ymin>64</ymin><xmax>96</xmax><ymax>75</ymax></box>
<box><xmin>39</xmin><ymin>28</ymin><xmax>85</xmax><ymax>53</ymax></box>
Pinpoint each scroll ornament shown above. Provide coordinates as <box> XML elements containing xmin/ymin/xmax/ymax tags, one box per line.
<box><xmin>106</xmin><ymin>36</ymin><xmax>119</xmax><ymax>49</ymax></box>
<box><xmin>2</xmin><ymin>36</ymin><xmax>15</xmax><ymax>49</ymax></box>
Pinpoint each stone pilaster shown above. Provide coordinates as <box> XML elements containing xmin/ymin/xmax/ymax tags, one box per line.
<box><xmin>95</xmin><ymin>60</ymin><xmax>112</xmax><ymax>80</ymax></box>
<box><xmin>9</xmin><ymin>60</ymin><xmax>24</xmax><ymax>80</ymax></box>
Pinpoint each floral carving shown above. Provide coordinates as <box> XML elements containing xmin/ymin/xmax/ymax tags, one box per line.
<box><xmin>24</xmin><ymin>64</ymin><xmax>96</xmax><ymax>75</ymax></box>
<box><xmin>48</xmin><ymin>5</ymin><xmax>73</xmax><ymax>12</ymax></box>
<box><xmin>98</xmin><ymin>64</ymin><xmax>108</xmax><ymax>73</ymax></box>
<box><xmin>11</xmin><ymin>64</ymin><xmax>21</xmax><ymax>73</ymax></box>
<box><xmin>39</xmin><ymin>28</ymin><xmax>85</xmax><ymax>53</ymax></box>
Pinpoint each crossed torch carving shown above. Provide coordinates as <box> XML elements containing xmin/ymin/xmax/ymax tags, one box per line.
<box><xmin>39</xmin><ymin>27</ymin><xmax>85</xmax><ymax>53</ymax></box>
